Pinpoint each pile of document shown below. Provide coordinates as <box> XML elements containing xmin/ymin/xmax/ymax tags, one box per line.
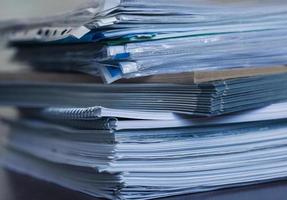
<box><xmin>3</xmin><ymin>101</ymin><xmax>287</xmax><ymax>200</ymax></box>
<box><xmin>1</xmin><ymin>1</ymin><xmax>287</xmax><ymax>200</ymax></box>
<box><xmin>2</xmin><ymin>0</ymin><xmax>287</xmax><ymax>83</ymax></box>
<box><xmin>1</xmin><ymin>72</ymin><xmax>287</xmax><ymax>116</ymax></box>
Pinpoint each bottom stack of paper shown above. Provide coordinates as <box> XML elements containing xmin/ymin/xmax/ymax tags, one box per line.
<box><xmin>2</xmin><ymin>106</ymin><xmax>287</xmax><ymax>200</ymax></box>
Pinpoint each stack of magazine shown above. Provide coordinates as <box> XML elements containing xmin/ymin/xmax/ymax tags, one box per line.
<box><xmin>1</xmin><ymin>1</ymin><xmax>287</xmax><ymax>200</ymax></box>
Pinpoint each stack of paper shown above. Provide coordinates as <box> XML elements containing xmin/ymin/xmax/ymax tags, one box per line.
<box><xmin>3</xmin><ymin>104</ymin><xmax>287</xmax><ymax>200</ymax></box>
<box><xmin>1</xmin><ymin>73</ymin><xmax>287</xmax><ymax>116</ymax></box>
<box><xmin>1</xmin><ymin>1</ymin><xmax>287</xmax><ymax>200</ymax></box>
<box><xmin>2</xmin><ymin>0</ymin><xmax>287</xmax><ymax>83</ymax></box>
<box><xmin>1</xmin><ymin>74</ymin><xmax>287</xmax><ymax>199</ymax></box>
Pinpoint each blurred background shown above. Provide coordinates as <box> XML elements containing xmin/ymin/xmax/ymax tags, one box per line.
<box><xmin>0</xmin><ymin>0</ymin><xmax>83</xmax><ymax>72</ymax></box>
<box><xmin>0</xmin><ymin>0</ymin><xmax>80</xmax><ymax>19</ymax></box>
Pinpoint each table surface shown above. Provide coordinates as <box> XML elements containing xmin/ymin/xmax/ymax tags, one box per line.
<box><xmin>0</xmin><ymin>168</ymin><xmax>287</xmax><ymax>200</ymax></box>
